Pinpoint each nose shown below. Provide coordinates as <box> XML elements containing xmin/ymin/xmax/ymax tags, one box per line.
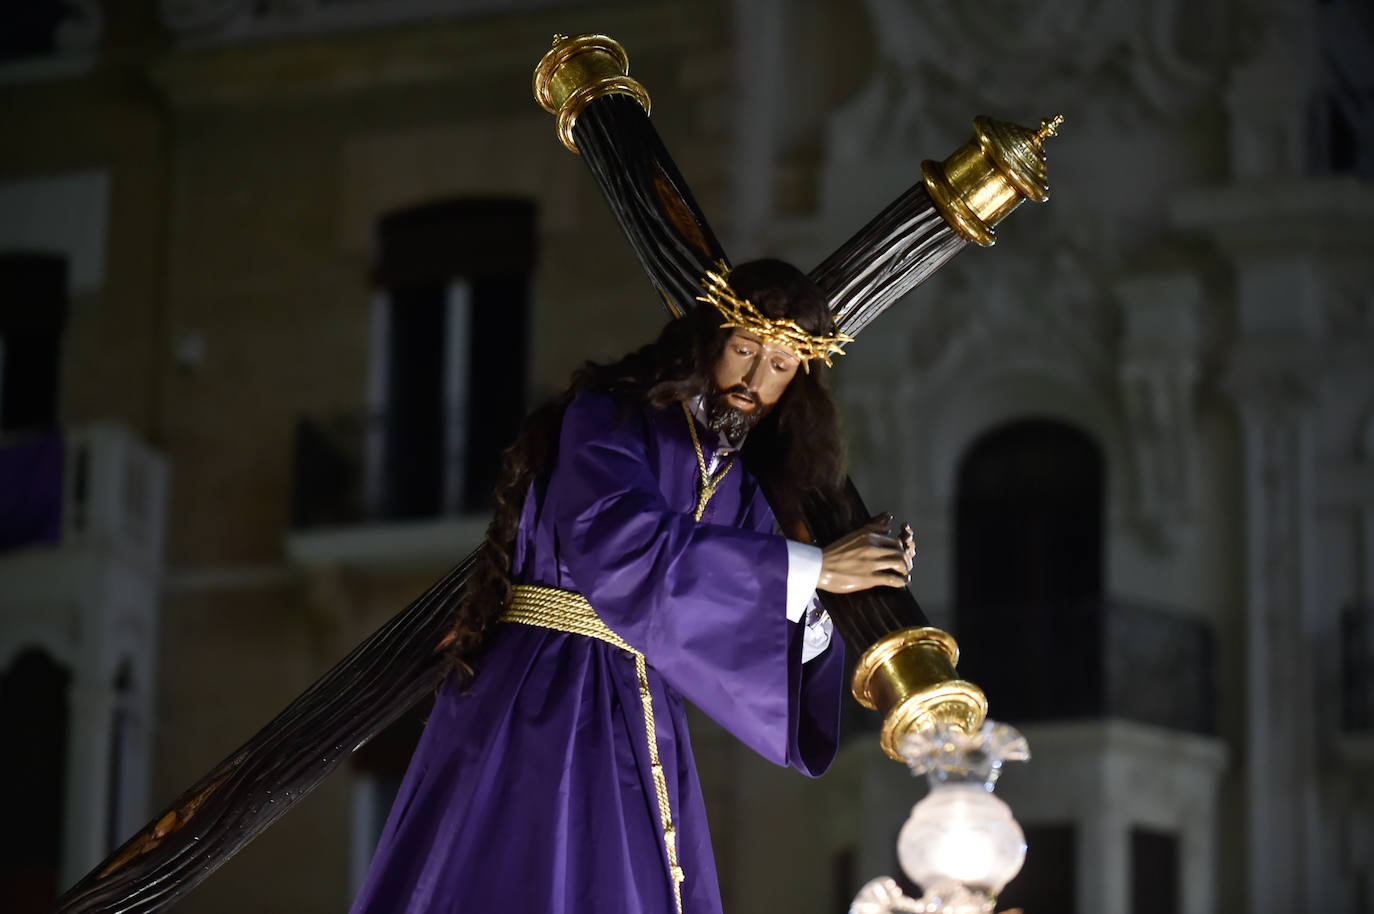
<box><xmin>741</xmin><ymin>354</ymin><xmax>761</xmax><ymax>388</ymax></box>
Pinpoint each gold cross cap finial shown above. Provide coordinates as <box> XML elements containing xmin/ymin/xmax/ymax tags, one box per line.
<box><xmin>1035</xmin><ymin>114</ymin><xmax>1065</xmax><ymax>145</ymax></box>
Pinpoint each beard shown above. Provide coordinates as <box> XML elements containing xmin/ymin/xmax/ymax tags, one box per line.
<box><xmin>706</xmin><ymin>384</ymin><xmax>772</xmax><ymax>447</ymax></box>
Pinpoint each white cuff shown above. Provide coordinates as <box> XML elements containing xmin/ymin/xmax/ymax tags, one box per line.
<box><xmin>784</xmin><ymin>540</ymin><xmax>823</xmax><ymax>622</ymax></box>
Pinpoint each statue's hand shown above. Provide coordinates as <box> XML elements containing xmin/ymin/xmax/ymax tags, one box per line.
<box><xmin>817</xmin><ymin>513</ymin><xmax>914</xmax><ymax>594</ymax></box>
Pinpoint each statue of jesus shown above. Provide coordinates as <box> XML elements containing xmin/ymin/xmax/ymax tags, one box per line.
<box><xmin>350</xmin><ymin>258</ymin><xmax>915</xmax><ymax>914</ymax></box>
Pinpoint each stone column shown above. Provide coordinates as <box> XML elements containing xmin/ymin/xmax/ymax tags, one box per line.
<box><xmin>1230</xmin><ymin>362</ymin><xmax>1318</xmax><ymax>914</ymax></box>
<box><xmin>63</xmin><ymin>678</ymin><xmax>116</xmax><ymax>888</ymax></box>
<box><xmin>1181</xmin><ymin>781</ymin><xmax>1223</xmax><ymax>914</ymax></box>
<box><xmin>1078</xmin><ymin>803</ymin><xmax>1129</xmax><ymax>914</ymax></box>
<box><xmin>1219</xmin><ymin>26</ymin><xmax>1321</xmax><ymax>905</ymax></box>
<box><xmin>1166</xmin><ymin>0</ymin><xmax>1366</xmax><ymax>902</ymax></box>
<box><xmin>1173</xmin><ymin>185</ymin><xmax>1347</xmax><ymax>914</ymax></box>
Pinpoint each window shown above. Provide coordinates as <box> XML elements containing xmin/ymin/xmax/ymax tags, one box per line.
<box><xmin>0</xmin><ymin>253</ymin><xmax>66</xmax><ymax>553</ymax></box>
<box><xmin>0</xmin><ymin>1</ymin><xmax>67</xmax><ymax>62</ymax></box>
<box><xmin>291</xmin><ymin>199</ymin><xmax>534</xmax><ymax>527</ymax></box>
<box><xmin>1312</xmin><ymin>0</ymin><xmax>1374</xmax><ymax>177</ymax></box>
<box><xmin>953</xmin><ymin>419</ymin><xmax>1105</xmax><ymax>722</ymax></box>
<box><xmin>0</xmin><ymin>648</ymin><xmax>70</xmax><ymax>914</ymax></box>
<box><xmin>0</xmin><ymin>253</ymin><xmax>66</xmax><ymax>432</ymax></box>
<box><xmin>369</xmin><ymin>199</ymin><xmax>533</xmax><ymax>518</ymax></box>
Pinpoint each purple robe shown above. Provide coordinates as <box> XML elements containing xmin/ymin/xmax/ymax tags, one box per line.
<box><xmin>350</xmin><ymin>392</ymin><xmax>845</xmax><ymax>913</ymax></box>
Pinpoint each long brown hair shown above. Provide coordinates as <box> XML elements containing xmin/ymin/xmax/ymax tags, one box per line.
<box><xmin>447</xmin><ymin>260</ymin><xmax>848</xmax><ymax>680</ymax></box>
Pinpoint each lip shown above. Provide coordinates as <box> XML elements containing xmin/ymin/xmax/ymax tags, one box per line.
<box><xmin>727</xmin><ymin>392</ymin><xmax>755</xmax><ymax>409</ymax></box>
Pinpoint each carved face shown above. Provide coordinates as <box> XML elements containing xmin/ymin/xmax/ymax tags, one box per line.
<box><xmin>706</xmin><ymin>329</ymin><xmax>801</xmax><ymax>444</ymax></box>
<box><xmin>711</xmin><ymin>329</ymin><xmax>801</xmax><ymax>411</ymax></box>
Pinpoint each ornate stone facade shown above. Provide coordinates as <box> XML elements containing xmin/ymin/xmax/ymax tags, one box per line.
<box><xmin>2</xmin><ymin>1</ymin><xmax>1371</xmax><ymax>912</ymax></box>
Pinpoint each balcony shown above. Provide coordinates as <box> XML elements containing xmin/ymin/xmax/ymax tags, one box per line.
<box><xmin>0</xmin><ymin>423</ymin><xmax>165</xmax><ymax>894</ymax></box>
<box><xmin>955</xmin><ymin>597</ymin><xmax>1218</xmax><ymax>736</ymax></box>
<box><xmin>0</xmin><ymin>423</ymin><xmax>167</xmax><ymax>571</ymax></box>
<box><xmin>284</xmin><ymin>411</ymin><xmax>492</xmax><ymax>569</ymax></box>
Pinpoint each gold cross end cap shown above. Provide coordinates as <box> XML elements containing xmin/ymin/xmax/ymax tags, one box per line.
<box><xmin>922</xmin><ymin>112</ymin><xmax>1064</xmax><ymax>247</ymax></box>
<box><xmin>532</xmin><ymin>33</ymin><xmax>651</xmax><ymax>153</ymax></box>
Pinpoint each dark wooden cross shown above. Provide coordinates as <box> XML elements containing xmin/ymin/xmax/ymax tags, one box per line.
<box><xmin>56</xmin><ymin>33</ymin><xmax>1059</xmax><ymax>914</ymax></box>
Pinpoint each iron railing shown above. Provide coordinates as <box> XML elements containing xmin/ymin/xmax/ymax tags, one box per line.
<box><xmin>290</xmin><ymin>411</ymin><xmax>498</xmax><ymax>528</ymax></box>
<box><xmin>1341</xmin><ymin>602</ymin><xmax>1374</xmax><ymax>731</ymax></box>
<box><xmin>955</xmin><ymin>597</ymin><xmax>1217</xmax><ymax>735</ymax></box>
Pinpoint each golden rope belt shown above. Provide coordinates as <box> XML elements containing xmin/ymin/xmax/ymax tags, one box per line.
<box><xmin>502</xmin><ymin>584</ymin><xmax>686</xmax><ymax>913</ymax></box>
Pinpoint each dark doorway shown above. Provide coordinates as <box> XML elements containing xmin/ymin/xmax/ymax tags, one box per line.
<box><xmin>999</xmin><ymin>823</ymin><xmax>1077</xmax><ymax>914</ymax></box>
<box><xmin>1130</xmin><ymin>827</ymin><xmax>1180</xmax><ymax>914</ymax></box>
<box><xmin>0</xmin><ymin>648</ymin><xmax>71</xmax><ymax>914</ymax></box>
<box><xmin>954</xmin><ymin>419</ymin><xmax>1105</xmax><ymax>722</ymax></box>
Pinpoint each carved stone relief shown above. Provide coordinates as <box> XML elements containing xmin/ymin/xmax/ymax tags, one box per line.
<box><xmin>839</xmin><ymin>217</ymin><xmax>1142</xmax><ymax>522</ymax></box>
<box><xmin>825</xmin><ymin>0</ymin><xmax>1218</xmax><ymax>176</ymax></box>
<box><xmin>897</xmin><ymin>216</ymin><xmax>1118</xmax><ymax>390</ymax></box>
<box><xmin>160</xmin><ymin>0</ymin><xmax>585</xmax><ymax>42</ymax></box>
<box><xmin>1223</xmin><ymin>0</ymin><xmax>1319</xmax><ymax>179</ymax></box>
<box><xmin>1115</xmin><ymin>272</ymin><xmax>1202</xmax><ymax>549</ymax></box>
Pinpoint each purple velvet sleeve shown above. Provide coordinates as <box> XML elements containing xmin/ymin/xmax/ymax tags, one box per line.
<box><xmin>741</xmin><ymin>481</ymin><xmax>845</xmax><ymax>776</ymax></box>
<box><xmin>550</xmin><ymin>394</ymin><xmax>841</xmax><ymax>773</ymax></box>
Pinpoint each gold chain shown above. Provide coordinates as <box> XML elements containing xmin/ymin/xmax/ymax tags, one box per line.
<box><xmin>502</xmin><ymin>585</ymin><xmax>686</xmax><ymax>912</ymax></box>
<box><xmin>680</xmin><ymin>401</ymin><xmax>734</xmax><ymax>521</ymax></box>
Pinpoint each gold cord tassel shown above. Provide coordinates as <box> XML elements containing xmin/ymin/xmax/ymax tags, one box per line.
<box><xmin>502</xmin><ymin>585</ymin><xmax>686</xmax><ymax>911</ymax></box>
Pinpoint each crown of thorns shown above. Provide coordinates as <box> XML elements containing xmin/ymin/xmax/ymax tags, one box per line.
<box><xmin>696</xmin><ymin>262</ymin><xmax>852</xmax><ymax>372</ymax></box>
